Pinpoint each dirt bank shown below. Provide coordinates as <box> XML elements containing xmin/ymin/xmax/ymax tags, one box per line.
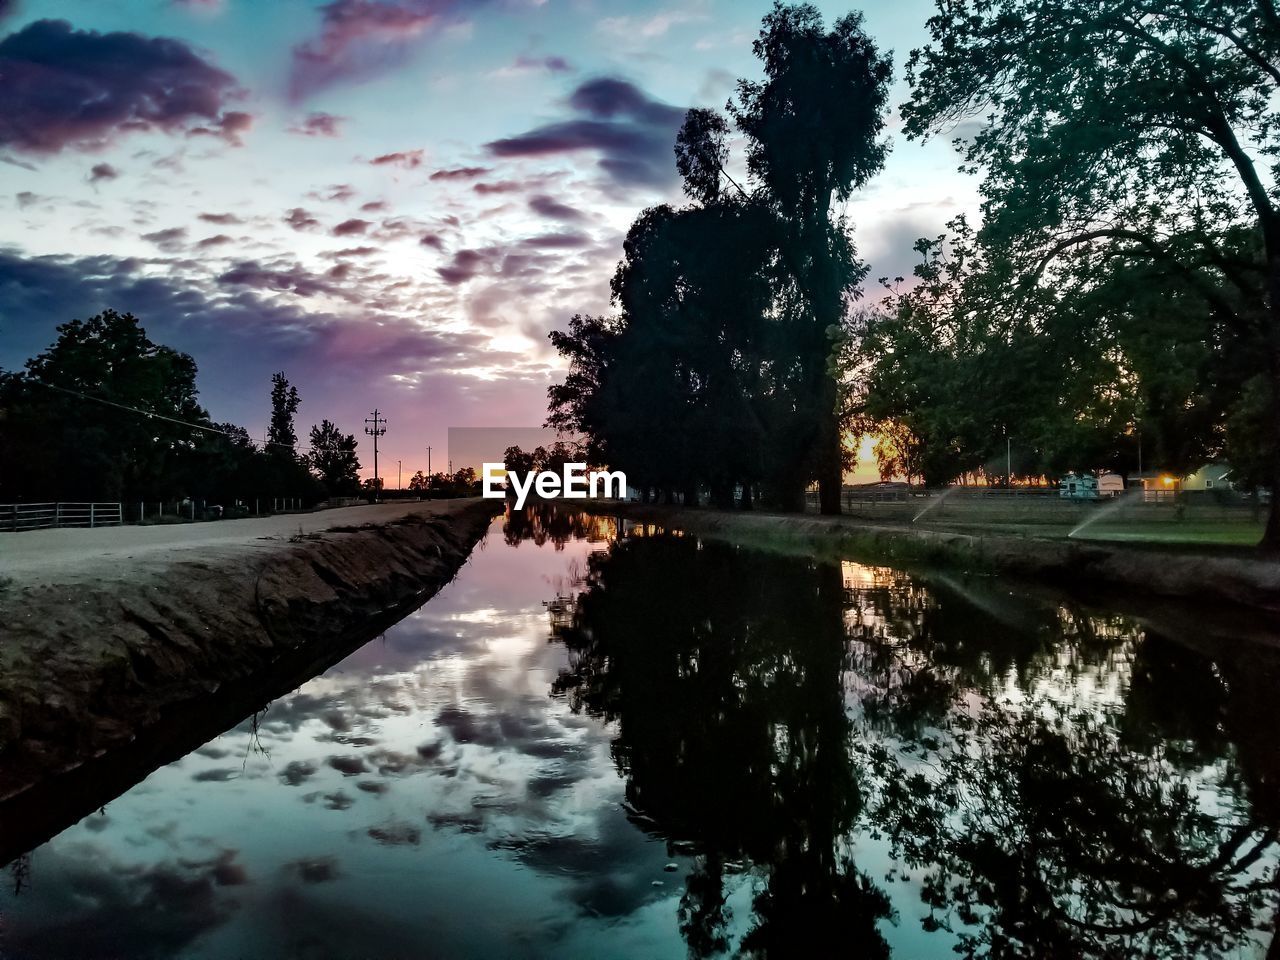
<box><xmin>576</xmin><ymin>502</ymin><xmax>1280</xmax><ymax>612</ymax></box>
<box><xmin>0</xmin><ymin>499</ymin><xmax>498</xmax><ymax>859</ymax></box>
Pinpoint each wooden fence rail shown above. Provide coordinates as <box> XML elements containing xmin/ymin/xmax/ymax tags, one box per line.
<box><xmin>0</xmin><ymin>502</ymin><xmax>123</xmax><ymax>532</ymax></box>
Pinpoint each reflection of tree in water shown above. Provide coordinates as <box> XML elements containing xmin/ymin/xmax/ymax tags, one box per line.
<box><xmin>501</xmin><ymin>502</ymin><xmax>620</xmax><ymax>549</ymax></box>
<box><xmin>551</xmin><ymin>534</ymin><xmax>891</xmax><ymax>958</ymax></box>
<box><xmin>862</xmin><ymin>693</ymin><xmax>1278</xmax><ymax>959</ymax></box>
<box><xmin>551</xmin><ymin>529</ymin><xmax>1280</xmax><ymax>958</ymax></box>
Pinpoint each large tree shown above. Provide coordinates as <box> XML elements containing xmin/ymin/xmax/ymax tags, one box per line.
<box><xmin>306</xmin><ymin>419</ymin><xmax>361</xmax><ymax>495</ymax></box>
<box><xmin>547</xmin><ymin>2</ymin><xmax>891</xmax><ymax>513</ymax></box>
<box><xmin>0</xmin><ymin>310</ymin><xmax>209</xmax><ymax>501</ymax></box>
<box><xmin>903</xmin><ymin>0</ymin><xmax>1280</xmax><ymax>545</ymax></box>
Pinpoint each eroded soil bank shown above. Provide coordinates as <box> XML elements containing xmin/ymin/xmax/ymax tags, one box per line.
<box><xmin>0</xmin><ymin>499</ymin><xmax>498</xmax><ymax>860</ymax></box>
<box><xmin>575</xmin><ymin>502</ymin><xmax>1280</xmax><ymax>614</ymax></box>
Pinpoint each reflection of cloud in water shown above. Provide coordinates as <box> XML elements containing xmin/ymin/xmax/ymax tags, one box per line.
<box><xmin>0</xmin><ymin>842</ymin><xmax>244</xmax><ymax>960</ymax></box>
<box><xmin>0</xmin><ymin>522</ymin><xmax>687</xmax><ymax>957</ymax></box>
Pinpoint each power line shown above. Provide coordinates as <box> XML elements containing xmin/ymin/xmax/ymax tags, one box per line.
<box><xmin>25</xmin><ymin>379</ymin><xmax>299</xmax><ymax>452</ymax></box>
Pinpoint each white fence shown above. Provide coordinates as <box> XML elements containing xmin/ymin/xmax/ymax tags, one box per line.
<box><xmin>1</xmin><ymin>502</ymin><xmax>123</xmax><ymax>532</ymax></box>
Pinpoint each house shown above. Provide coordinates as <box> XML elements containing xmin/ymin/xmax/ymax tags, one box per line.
<box><xmin>1182</xmin><ymin>463</ymin><xmax>1234</xmax><ymax>492</ymax></box>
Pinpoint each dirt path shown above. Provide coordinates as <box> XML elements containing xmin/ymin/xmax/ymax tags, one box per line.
<box><xmin>0</xmin><ymin>500</ymin><xmax>468</xmax><ymax>583</ymax></box>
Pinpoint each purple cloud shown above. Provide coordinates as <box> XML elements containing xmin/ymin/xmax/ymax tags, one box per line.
<box><xmin>284</xmin><ymin>207</ymin><xmax>320</xmax><ymax>231</ymax></box>
<box><xmin>0</xmin><ymin>19</ymin><xmax>242</xmax><ymax>153</ymax></box>
<box><xmin>436</xmin><ymin>248</ymin><xmax>490</xmax><ymax>285</ymax></box>
<box><xmin>429</xmin><ymin>166</ymin><xmax>488</xmax><ymax>181</ymax></box>
<box><xmin>199</xmin><ymin>212</ymin><xmax>242</xmax><ymax>225</ymax></box>
<box><xmin>141</xmin><ymin>226</ymin><xmax>188</xmax><ymax>252</ymax></box>
<box><xmin>88</xmin><ymin>162</ymin><xmax>119</xmax><ymax>184</ymax></box>
<box><xmin>521</xmin><ymin>231</ymin><xmax>590</xmax><ymax>249</ymax></box>
<box><xmin>289</xmin><ymin>111</ymin><xmax>345</xmax><ymax>137</ymax></box>
<box><xmin>196</xmin><ymin>233</ymin><xmax>233</xmax><ymax>248</ymax></box>
<box><xmin>370</xmin><ymin>149</ymin><xmax>424</xmax><ymax>169</ymax></box>
<box><xmin>528</xmin><ymin>193</ymin><xmax>584</xmax><ymax>222</ymax></box>
<box><xmin>332</xmin><ymin>218</ymin><xmax>370</xmax><ymax>236</ymax></box>
<box><xmin>485</xmin><ymin>77</ymin><xmax>684</xmax><ymax>187</ymax></box>
<box><xmin>289</xmin><ymin>0</ymin><xmax>485</xmax><ymax>101</ymax></box>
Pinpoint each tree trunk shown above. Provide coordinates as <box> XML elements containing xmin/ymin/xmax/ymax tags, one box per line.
<box><xmin>739</xmin><ymin>482</ymin><xmax>754</xmax><ymax>511</ymax></box>
<box><xmin>683</xmin><ymin>483</ymin><xmax>700</xmax><ymax>508</ymax></box>
<box><xmin>1263</xmin><ymin>252</ymin><xmax>1280</xmax><ymax>551</ymax></box>
<box><xmin>816</xmin><ymin>383</ymin><xmax>843</xmax><ymax>516</ymax></box>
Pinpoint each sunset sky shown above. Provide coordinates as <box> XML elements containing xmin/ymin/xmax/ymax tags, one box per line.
<box><xmin>0</xmin><ymin>0</ymin><xmax>975</xmax><ymax>480</ymax></box>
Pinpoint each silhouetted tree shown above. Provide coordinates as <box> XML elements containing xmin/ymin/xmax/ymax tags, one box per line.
<box><xmin>306</xmin><ymin>419</ymin><xmax>360</xmax><ymax>496</ymax></box>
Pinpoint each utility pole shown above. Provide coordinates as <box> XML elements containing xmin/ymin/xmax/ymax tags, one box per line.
<box><xmin>397</xmin><ymin>460</ymin><xmax>402</xmax><ymax>491</ymax></box>
<box><xmin>364</xmin><ymin>408</ymin><xmax>387</xmax><ymax>502</ymax></box>
<box><xmin>1007</xmin><ymin>435</ymin><xmax>1012</xmax><ymax>486</ymax></box>
<box><xmin>427</xmin><ymin>446</ymin><xmax>432</xmax><ymax>476</ymax></box>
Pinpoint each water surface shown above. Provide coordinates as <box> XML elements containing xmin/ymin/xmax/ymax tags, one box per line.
<box><xmin>2</xmin><ymin>507</ymin><xmax>1278</xmax><ymax>958</ymax></box>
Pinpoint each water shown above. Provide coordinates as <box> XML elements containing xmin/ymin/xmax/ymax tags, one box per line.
<box><xmin>2</xmin><ymin>506</ymin><xmax>1279</xmax><ymax>959</ymax></box>
<box><xmin>911</xmin><ymin>486</ymin><xmax>958</xmax><ymax>523</ymax></box>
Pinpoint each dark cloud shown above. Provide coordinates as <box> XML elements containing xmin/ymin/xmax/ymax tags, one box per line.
<box><xmin>429</xmin><ymin>166</ymin><xmax>488</xmax><ymax>181</ymax></box>
<box><xmin>289</xmin><ymin>0</ymin><xmax>485</xmax><ymax>100</ymax></box>
<box><xmin>198</xmin><ymin>212</ymin><xmax>242</xmax><ymax>225</ymax></box>
<box><xmin>472</xmin><ymin>180</ymin><xmax>522</xmax><ymax>195</ymax></box>
<box><xmin>332</xmin><ymin>217</ymin><xmax>370</xmax><ymax>236</ymax></box>
<box><xmin>186</xmin><ymin>109</ymin><xmax>252</xmax><ymax>146</ymax></box>
<box><xmin>360</xmin><ymin>200</ymin><xmax>387</xmax><ymax>212</ymax></box>
<box><xmin>419</xmin><ymin>232</ymin><xmax>444</xmax><ymax>250</ymax></box>
<box><xmin>284</xmin><ymin>207</ymin><xmax>320</xmax><ymax>231</ymax></box>
<box><xmin>0</xmin><ymin>19</ymin><xmax>243</xmax><ymax>154</ymax></box>
<box><xmin>88</xmin><ymin>162</ymin><xmax>119</xmax><ymax>183</ymax></box>
<box><xmin>436</xmin><ymin>247</ymin><xmax>490</xmax><ymax>285</ymax></box>
<box><xmin>288</xmin><ymin>111</ymin><xmax>344</xmax><ymax>137</ymax></box>
<box><xmin>326</xmin><ymin>245</ymin><xmax>380</xmax><ymax>257</ymax></box>
<box><xmin>218</xmin><ymin>259</ymin><xmax>343</xmax><ymax>297</ymax></box>
<box><xmin>485</xmin><ymin>77</ymin><xmax>685</xmax><ymax>187</ymax></box>
<box><xmin>512</xmin><ymin>54</ymin><xmax>572</xmax><ymax>73</ymax></box>
<box><xmin>369</xmin><ymin>148</ymin><xmax>424</xmax><ymax>169</ymax></box>
<box><xmin>141</xmin><ymin>226</ymin><xmax>188</xmax><ymax>252</ymax></box>
<box><xmin>16</xmin><ymin>190</ymin><xmax>43</xmax><ymax>209</ymax></box>
<box><xmin>196</xmin><ymin>233</ymin><xmax>233</xmax><ymax>248</ymax></box>
<box><xmin>309</xmin><ymin>183</ymin><xmax>356</xmax><ymax>202</ymax></box>
<box><xmin>521</xmin><ymin>231</ymin><xmax>591</xmax><ymax>249</ymax></box>
<box><xmin>528</xmin><ymin>193</ymin><xmax>584</xmax><ymax>222</ymax></box>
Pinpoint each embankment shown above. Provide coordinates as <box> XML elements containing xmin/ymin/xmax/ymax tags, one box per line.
<box><xmin>576</xmin><ymin>502</ymin><xmax>1280</xmax><ymax>613</ymax></box>
<box><xmin>0</xmin><ymin>498</ymin><xmax>498</xmax><ymax>862</ymax></box>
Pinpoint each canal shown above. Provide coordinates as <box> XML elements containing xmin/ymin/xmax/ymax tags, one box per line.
<box><xmin>2</xmin><ymin>505</ymin><xmax>1278</xmax><ymax>958</ymax></box>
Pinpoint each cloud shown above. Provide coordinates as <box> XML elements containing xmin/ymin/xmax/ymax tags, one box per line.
<box><xmin>288</xmin><ymin>111</ymin><xmax>345</xmax><ymax>137</ymax></box>
<box><xmin>0</xmin><ymin>19</ymin><xmax>243</xmax><ymax>154</ymax></box>
<box><xmin>141</xmin><ymin>226</ymin><xmax>188</xmax><ymax>252</ymax></box>
<box><xmin>198</xmin><ymin>212</ymin><xmax>242</xmax><ymax>225</ymax></box>
<box><xmin>494</xmin><ymin>54</ymin><xmax>572</xmax><ymax>77</ymax></box>
<box><xmin>332</xmin><ymin>218</ymin><xmax>370</xmax><ymax>236</ymax></box>
<box><xmin>597</xmin><ymin>9</ymin><xmax>708</xmax><ymax>39</ymax></box>
<box><xmin>284</xmin><ymin>207</ymin><xmax>321</xmax><ymax>231</ymax></box>
<box><xmin>527</xmin><ymin>193</ymin><xmax>584</xmax><ymax>222</ymax></box>
<box><xmin>370</xmin><ymin>148</ymin><xmax>424</xmax><ymax>169</ymax></box>
<box><xmin>429</xmin><ymin>166</ymin><xmax>488</xmax><ymax>181</ymax></box>
<box><xmin>359</xmin><ymin>200</ymin><xmax>387</xmax><ymax>212</ymax></box>
<box><xmin>485</xmin><ymin>77</ymin><xmax>685</xmax><ymax>187</ymax></box>
<box><xmin>419</xmin><ymin>232</ymin><xmax>444</xmax><ymax>249</ymax></box>
<box><xmin>217</xmin><ymin>259</ymin><xmax>344</xmax><ymax>298</ymax></box>
<box><xmin>196</xmin><ymin>234</ymin><xmax>233</xmax><ymax>248</ymax></box>
<box><xmin>472</xmin><ymin>180</ymin><xmax>522</xmax><ymax>195</ymax></box>
<box><xmin>289</xmin><ymin>0</ymin><xmax>485</xmax><ymax>100</ymax></box>
<box><xmin>15</xmin><ymin>190</ymin><xmax>42</xmax><ymax>209</ymax></box>
<box><xmin>521</xmin><ymin>231</ymin><xmax>590</xmax><ymax>249</ymax></box>
<box><xmin>186</xmin><ymin>109</ymin><xmax>252</xmax><ymax>146</ymax></box>
<box><xmin>88</xmin><ymin>162</ymin><xmax>119</xmax><ymax>184</ymax></box>
<box><xmin>436</xmin><ymin>247</ymin><xmax>491</xmax><ymax>285</ymax></box>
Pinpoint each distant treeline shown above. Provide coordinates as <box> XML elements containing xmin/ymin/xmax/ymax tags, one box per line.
<box><xmin>0</xmin><ymin>310</ymin><xmax>359</xmax><ymax>505</ymax></box>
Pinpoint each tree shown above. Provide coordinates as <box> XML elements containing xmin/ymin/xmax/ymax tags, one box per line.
<box><xmin>407</xmin><ymin>470</ymin><xmax>428</xmax><ymax>492</ymax></box>
<box><xmin>545</xmin><ymin>2</ymin><xmax>892</xmax><ymax>513</ymax></box>
<box><xmin>902</xmin><ymin>0</ymin><xmax>1280</xmax><ymax>544</ymax></box>
<box><xmin>306</xmin><ymin>419</ymin><xmax>360</xmax><ymax>495</ymax></box>
<box><xmin>0</xmin><ymin>310</ymin><xmax>210</xmax><ymax>501</ymax></box>
<box><xmin>267</xmin><ymin>371</ymin><xmax>300</xmax><ymax>455</ymax></box>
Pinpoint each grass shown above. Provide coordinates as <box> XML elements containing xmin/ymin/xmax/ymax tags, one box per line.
<box><xmin>914</xmin><ymin>518</ymin><xmax>1266</xmax><ymax>548</ymax></box>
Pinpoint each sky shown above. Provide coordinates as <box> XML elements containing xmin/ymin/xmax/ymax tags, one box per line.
<box><xmin>0</xmin><ymin>0</ymin><xmax>977</xmax><ymax>482</ymax></box>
